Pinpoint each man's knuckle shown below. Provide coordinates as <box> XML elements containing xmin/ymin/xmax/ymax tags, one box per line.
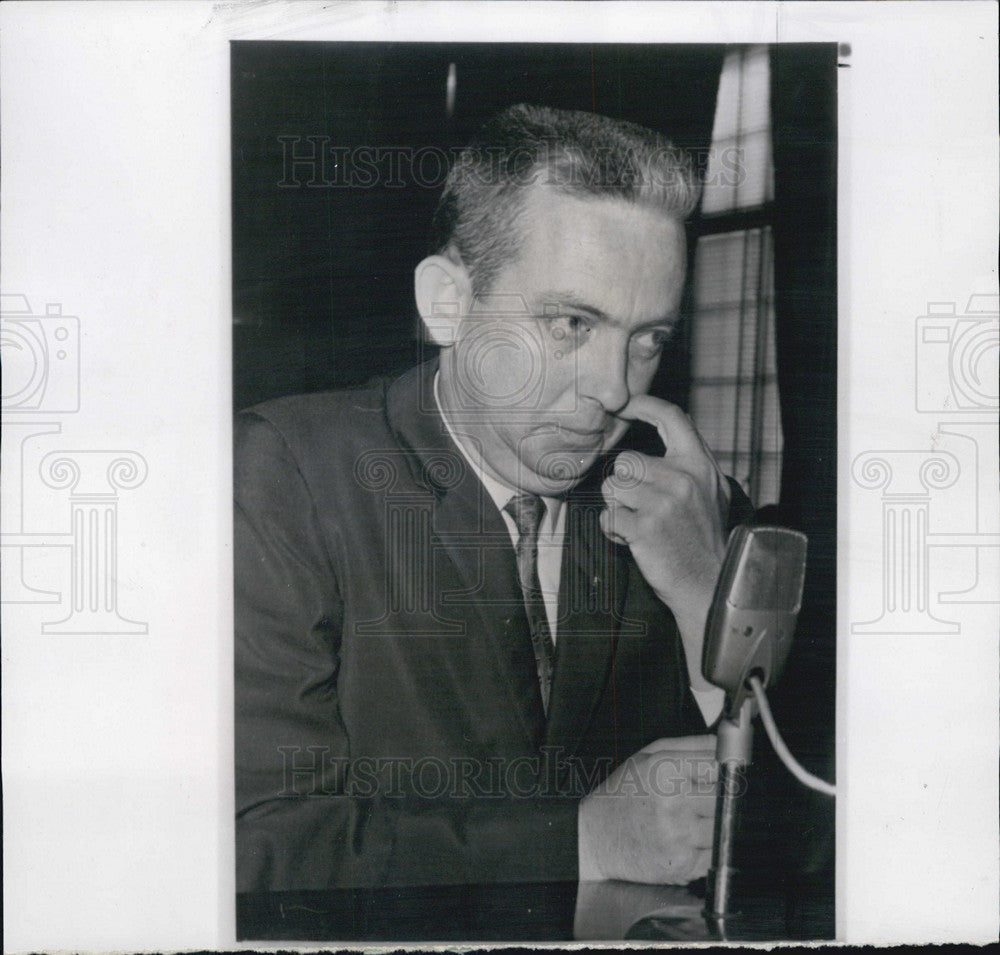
<box><xmin>612</xmin><ymin>453</ymin><xmax>647</xmax><ymax>489</ymax></box>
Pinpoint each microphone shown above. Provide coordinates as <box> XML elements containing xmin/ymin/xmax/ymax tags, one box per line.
<box><xmin>701</xmin><ymin>524</ymin><xmax>809</xmax><ymax>922</ymax></box>
<box><xmin>702</xmin><ymin>524</ymin><xmax>808</xmax><ymax>717</ymax></box>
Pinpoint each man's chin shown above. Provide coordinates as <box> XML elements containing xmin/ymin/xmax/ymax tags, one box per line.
<box><xmin>503</xmin><ymin>425</ymin><xmax>625</xmax><ymax>494</ymax></box>
<box><xmin>524</xmin><ymin>448</ymin><xmax>602</xmax><ymax>493</ymax></box>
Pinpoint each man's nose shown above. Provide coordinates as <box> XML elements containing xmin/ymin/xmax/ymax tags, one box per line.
<box><xmin>579</xmin><ymin>347</ymin><xmax>630</xmax><ymax>415</ymax></box>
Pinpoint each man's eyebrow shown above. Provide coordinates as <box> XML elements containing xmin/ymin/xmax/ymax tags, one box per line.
<box><xmin>535</xmin><ymin>291</ymin><xmax>607</xmax><ymax>320</ymax></box>
<box><xmin>535</xmin><ymin>291</ymin><xmax>679</xmax><ymax>328</ymax></box>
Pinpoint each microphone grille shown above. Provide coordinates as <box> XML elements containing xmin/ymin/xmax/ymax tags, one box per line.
<box><xmin>727</xmin><ymin>526</ymin><xmax>807</xmax><ymax>612</ymax></box>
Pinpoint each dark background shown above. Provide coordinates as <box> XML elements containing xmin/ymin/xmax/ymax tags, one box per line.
<box><xmin>232</xmin><ymin>40</ymin><xmax>837</xmax><ymax>916</ymax></box>
<box><xmin>231</xmin><ymin>42</ymin><xmax>726</xmax><ymax>412</ymax></box>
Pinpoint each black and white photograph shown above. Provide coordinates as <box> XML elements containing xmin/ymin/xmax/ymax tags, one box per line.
<box><xmin>1</xmin><ymin>3</ymin><xmax>996</xmax><ymax>951</ymax></box>
<box><xmin>231</xmin><ymin>40</ymin><xmax>837</xmax><ymax>942</ymax></box>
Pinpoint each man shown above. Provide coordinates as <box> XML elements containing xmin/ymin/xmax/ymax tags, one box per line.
<box><xmin>235</xmin><ymin>104</ymin><xmax>752</xmax><ymax>892</ymax></box>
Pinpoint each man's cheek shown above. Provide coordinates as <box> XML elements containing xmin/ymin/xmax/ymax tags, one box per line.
<box><xmin>627</xmin><ymin>362</ymin><xmax>659</xmax><ymax>397</ymax></box>
<box><xmin>456</xmin><ymin>341</ymin><xmax>540</xmax><ymax>408</ymax></box>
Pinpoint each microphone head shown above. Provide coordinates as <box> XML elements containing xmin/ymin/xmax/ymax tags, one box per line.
<box><xmin>725</xmin><ymin>526</ymin><xmax>807</xmax><ymax>613</ymax></box>
<box><xmin>702</xmin><ymin>524</ymin><xmax>808</xmax><ymax>709</ymax></box>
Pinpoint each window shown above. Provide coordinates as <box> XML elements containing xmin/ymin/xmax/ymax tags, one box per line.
<box><xmin>688</xmin><ymin>46</ymin><xmax>783</xmax><ymax>508</ymax></box>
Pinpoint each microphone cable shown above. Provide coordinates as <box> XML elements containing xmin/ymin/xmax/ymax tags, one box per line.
<box><xmin>748</xmin><ymin>674</ymin><xmax>837</xmax><ymax>797</ymax></box>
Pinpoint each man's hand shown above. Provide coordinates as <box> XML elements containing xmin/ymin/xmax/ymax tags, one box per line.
<box><xmin>578</xmin><ymin>735</ymin><xmax>718</xmax><ymax>884</ymax></box>
<box><xmin>601</xmin><ymin>394</ymin><xmax>731</xmax><ymax>690</ymax></box>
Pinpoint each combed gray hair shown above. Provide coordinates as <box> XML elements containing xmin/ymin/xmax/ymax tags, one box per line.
<box><xmin>431</xmin><ymin>103</ymin><xmax>702</xmax><ymax>296</ymax></box>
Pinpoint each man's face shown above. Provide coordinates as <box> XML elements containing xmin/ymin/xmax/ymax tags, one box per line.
<box><xmin>438</xmin><ymin>184</ymin><xmax>687</xmax><ymax>496</ymax></box>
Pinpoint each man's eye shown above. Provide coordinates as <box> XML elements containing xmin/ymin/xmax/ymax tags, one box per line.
<box><xmin>549</xmin><ymin>314</ymin><xmax>591</xmax><ymax>341</ymax></box>
<box><xmin>632</xmin><ymin>328</ymin><xmax>674</xmax><ymax>353</ymax></box>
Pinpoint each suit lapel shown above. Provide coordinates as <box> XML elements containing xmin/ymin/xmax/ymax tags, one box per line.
<box><xmin>386</xmin><ymin>361</ymin><xmax>545</xmax><ymax>749</ymax></box>
<box><xmin>430</xmin><ymin>470</ymin><xmax>547</xmax><ymax>748</ymax></box>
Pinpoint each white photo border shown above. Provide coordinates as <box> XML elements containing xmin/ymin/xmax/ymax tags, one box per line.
<box><xmin>1</xmin><ymin>1</ymin><xmax>997</xmax><ymax>949</ymax></box>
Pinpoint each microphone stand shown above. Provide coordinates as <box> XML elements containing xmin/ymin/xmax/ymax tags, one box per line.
<box><xmin>704</xmin><ymin>696</ymin><xmax>756</xmax><ymax>931</ymax></box>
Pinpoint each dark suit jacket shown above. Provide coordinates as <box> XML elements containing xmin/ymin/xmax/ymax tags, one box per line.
<box><xmin>235</xmin><ymin>359</ymin><xmax>752</xmax><ymax>891</ymax></box>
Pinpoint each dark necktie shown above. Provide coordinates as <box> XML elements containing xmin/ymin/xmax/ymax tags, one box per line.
<box><xmin>504</xmin><ymin>493</ymin><xmax>555</xmax><ymax>715</ymax></box>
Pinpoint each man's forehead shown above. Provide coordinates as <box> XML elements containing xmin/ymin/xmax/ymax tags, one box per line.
<box><xmin>519</xmin><ymin>181</ymin><xmax>684</xmax><ymax>234</ymax></box>
<box><xmin>499</xmin><ymin>185</ymin><xmax>687</xmax><ymax>320</ymax></box>
<box><xmin>512</xmin><ymin>187</ymin><xmax>686</xmax><ymax>275</ymax></box>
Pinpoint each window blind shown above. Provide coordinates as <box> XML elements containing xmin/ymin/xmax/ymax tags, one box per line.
<box><xmin>689</xmin><ymin>46</ymin><xmax>783</xmax><ymax>508</ymax></box>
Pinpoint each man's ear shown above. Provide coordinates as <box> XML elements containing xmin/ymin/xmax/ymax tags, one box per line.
<box><xmin>414</xmin><ymin>254</ymin><xmax>473</xmax><ymax>347</ymax></box>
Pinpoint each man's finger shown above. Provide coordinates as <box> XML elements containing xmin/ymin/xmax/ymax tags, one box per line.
<box><xmin>661</xmin><ymin>844</ymin><xmax>713</xmax><ymax>883</ymax></box>
<box><xmin>690</xmin><ymin>816</ymin><xmax>716</xmax><ymax>850</ymax></box>
<box><xmin>690</xmin><ymin>789</ymin><xmax>718</xmax><ymax>818</ymax></box>
<box><xmin>599</xmin><ymin>503</ymin><xmax>637</xmax><ymax>546</ymax></box>
<box><xmin>694</xmin><ymin>759</ymin><xmax>720</xmax><ymax>787</ymax></box>
<box><xmin>615</xmin><ymin>393</ymin><xmax>705</xmax><ymax>458</ymax></box>
<box><xmin>645</xmin><ymin>752</ymin><xmax>717</xmax><ymax>793</ymax></box>
<box><xmin>601</xmin><ymin>472</ymin><xmax>642</xmax><ymax>510</ymax></box>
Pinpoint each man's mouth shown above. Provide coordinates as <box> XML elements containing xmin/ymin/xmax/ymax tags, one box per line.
<box><xmin>552</xmin><ymin>422</ymin><xmax>606</xmax><ymax>438</ymax></box>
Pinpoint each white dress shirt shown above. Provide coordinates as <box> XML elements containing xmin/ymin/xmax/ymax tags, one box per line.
<box><xmin>434</xmin><ymin>374</ymin><xmax>724</xmax><ymax>725</ymax></box>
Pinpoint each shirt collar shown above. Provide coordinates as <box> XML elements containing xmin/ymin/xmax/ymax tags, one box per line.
<box><xmin>433</xmin><ymin>371</ymin><xmax>562</xmax><ymax>534</ymax></box>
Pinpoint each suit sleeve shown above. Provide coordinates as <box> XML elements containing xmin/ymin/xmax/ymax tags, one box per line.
<box><xmin>235</xmin><ymin>410</ymin><xmax>394</xmax><ymax>890</ymax></box>
<box><xmin>725</xmin><ymin>476</ymin><xmax>756</xmax><ymax>531</ymax></box>
<box><xmin>234</xmin><ymin>412</ymin><xmax>580</xmax><ymax>891</ymax></box>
